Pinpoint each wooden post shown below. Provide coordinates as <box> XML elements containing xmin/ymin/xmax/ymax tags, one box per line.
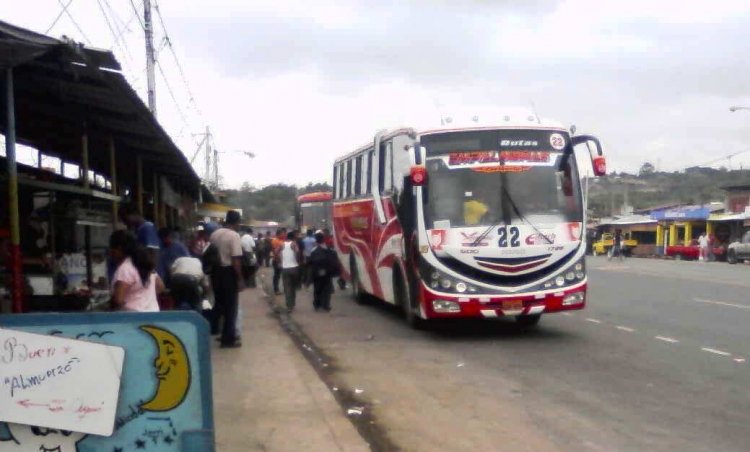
<box><xmin>109</xmin><ymin>136</ymin><xmax>118</xmax><ymax>226</ymax></box>
<box><xmin>81</xmin><ymin>122</ymin><xmax>89</xmax><ymax>189</ymax></box>
<box><xmin>153</xmin><ymin>172</ymin><xmax>160</xmax><ymax>227</ymax></box>
<box><xmin>137</xmin><ymin>155</ymin><xmax>143</xmax><ymax>214</ymax></box>
<box><xmin>5</xmin><ymin>69</ymin><xmax>23</xmax><ymax>313</ymax></box>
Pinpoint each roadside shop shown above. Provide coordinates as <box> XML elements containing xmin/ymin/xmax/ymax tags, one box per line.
<box><xmin>0</xmin><ymin>21</ymin><xmax>203</xmax><ymax>313</ymax></box>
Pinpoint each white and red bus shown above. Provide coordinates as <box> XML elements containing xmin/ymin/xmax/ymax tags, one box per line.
<box><xmin>296</xmin><ymin>191</ymin><xmax>333</xmax><ymax>233</ymax></box>
<box><xmin>332</xmin><ymin>112</ymin><xmax>606</xmax><ymax>327</ymax></box>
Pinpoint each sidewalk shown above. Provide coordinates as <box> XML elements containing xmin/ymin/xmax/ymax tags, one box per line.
<box><xmin>211</xmin><ymin>283</ymin><xmax>369</xmax><ymax>451</ymax></box>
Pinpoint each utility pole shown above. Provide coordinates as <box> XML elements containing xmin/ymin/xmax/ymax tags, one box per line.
<box><xmin>143</xmin><ymin>0</ymin><xmax>157</xmax><ymax>115</ymax></box>
<box><xmin>213</xmin><ymin>148</ymin><xmax>219</xmax><ymax>188</ymax></box>
<box><xmin>204</xmin><ymin>126</ymin><xmax>211</xmax><ymax>182</ymax></box>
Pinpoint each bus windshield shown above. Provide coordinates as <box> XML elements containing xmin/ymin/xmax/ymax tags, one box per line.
<box><xmin>423</xmin><ymin>130</ymin><xmax>583</xmax><ymax>229</ymax></box>
<box><xmin>299</xmin><ymin>201</ymin><xmax>331</xmax><ymax>230</ymax></box>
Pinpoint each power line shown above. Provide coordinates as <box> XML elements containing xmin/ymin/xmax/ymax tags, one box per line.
<box><xmin>155</xmin><ymin>59</ymin><xmax>194</xmax><ymax>141</ymax></box>
<box><xmin>101</xmin><ymin>0</ymin><xmax>136</xmax><ymax>64</ymax></box>
<box><xmin>152</xmin><ymin>0</ymin><xmax>204</xmax><ymax>119</ymax></box>
<box><xmin>54</xmin><ymin>0</ymin><xmax>92</xmax><ymax>44</ymax></box>
<box><xmin>128</xmin><ymin>0</ymin><xmax>146</xmax><ymax>30</ymax></box>
<box><xmin>46</xmin><ymin>0</ymin><xmax>74</xmax><ymax>33</ymax></box>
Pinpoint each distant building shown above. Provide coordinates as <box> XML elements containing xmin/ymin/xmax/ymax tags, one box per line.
<box><xmin>722</xmin><ymin>185</ymin><xmax>750</xmax><ymax>214</ymax></box>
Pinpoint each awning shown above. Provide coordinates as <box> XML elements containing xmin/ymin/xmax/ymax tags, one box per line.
<box><xmin>0</xmin><ymin>20</ymin><xmax>202</xmax><ymax>196</ymax></box>
<box><xmin>708</xmin><ymin>213</ymin><xmax>750</xmax><ymax>222</ymax></box>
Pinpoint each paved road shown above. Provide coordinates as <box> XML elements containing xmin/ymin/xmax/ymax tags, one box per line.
<box><xmin>274</xmin><ymin>258</ymin><xmax>750</xmax><ymax>452</ymax></box>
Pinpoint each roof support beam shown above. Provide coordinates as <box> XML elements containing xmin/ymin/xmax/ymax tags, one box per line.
<box><xmin>5</xmin><ymin>68</ymin><xmax>23</xmax><ymax>313</ymax></box>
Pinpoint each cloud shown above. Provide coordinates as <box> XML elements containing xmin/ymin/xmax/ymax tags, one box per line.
<box><xmin>4</xmin><ymin>0</ymin><xmax>750</xmax><ymax>187</ymax></box>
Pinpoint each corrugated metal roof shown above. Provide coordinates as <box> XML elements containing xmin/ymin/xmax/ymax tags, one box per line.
<box><xmin>0</xmin><ymin>20</ymin><xmax>201</xmax><ymax>197</ymax></box>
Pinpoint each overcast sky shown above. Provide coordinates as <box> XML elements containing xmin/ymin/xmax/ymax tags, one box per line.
<box><xmin>3</xmin><ymin>0</ymin><xmax>750</xmax><ymax>187</ymax></box>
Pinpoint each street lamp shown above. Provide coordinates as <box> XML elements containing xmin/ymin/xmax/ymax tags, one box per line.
<box><xmin>729</xmin><ymin>106</ymin><xmax>750</xmax><ymax>113</ymax></box>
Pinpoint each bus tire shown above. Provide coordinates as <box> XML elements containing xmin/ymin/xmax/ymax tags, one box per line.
<box><xmin>350</xmin><ymin>259</ymin><xmax>366</xmax><ymax>303</ymax></box>
<box><xmin>394</xmin><ymin>270</ymin><xmax>423</xmax><ymax>329</ymax></box>
<box><xmin>515</xmin><ymin>314</ymin><xmax>541</xmax><ymax>327</ymax></box>
<box><xmin>727</xmin><ymin>250</ymin><xmax>737</xmax><ymax>264</ymax></box>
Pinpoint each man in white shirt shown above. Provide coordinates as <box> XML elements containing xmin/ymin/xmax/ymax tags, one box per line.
<box><xmin>209</xmin><ymin>211</ymin><xmax>244</xmax><ymax>348</ymax></box>
<box><xmin>240</xmin><ymin>227</ymin><xmax>257</xmax><ymax>288</ymax></box>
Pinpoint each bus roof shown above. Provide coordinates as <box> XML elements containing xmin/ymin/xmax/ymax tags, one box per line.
<box><xmin>333</xmin><ymin>111</ymin><xmax>568</xmax><ymax>164</ymax></box>
<box><xmin>297</xmin><ymin>191</ymin><xmax>333</xmax><ymax>202</ymax></box>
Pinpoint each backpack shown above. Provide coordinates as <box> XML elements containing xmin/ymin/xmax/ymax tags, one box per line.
<box><xmin>201</xmin><ymin>243</ymin><xmax>220</xmax><ymax>275</ymax></box>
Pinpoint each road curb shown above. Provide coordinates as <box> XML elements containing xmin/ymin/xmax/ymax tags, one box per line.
<box><xmin>258</xmin><ymin>270</ymin><xmax>400</xmax><ymax>452</ymax></box>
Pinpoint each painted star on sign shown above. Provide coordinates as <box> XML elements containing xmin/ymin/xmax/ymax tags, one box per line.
<box><xmin>135</xmin><ymin>438</ymin><xmax>147</xmax><ymax>449</ymax></box>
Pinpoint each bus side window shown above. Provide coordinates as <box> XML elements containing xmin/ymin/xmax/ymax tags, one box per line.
<box><xmin>332</xmin><ymin>166</ymin><xmax>338</xmax><ymax>199</ymax></box>
<box><xmin>355</xmin><ymin>155</ymin><xmax>363</xmax><ymax>196</ymax></box>
<box><xmin>366</xmin><ymin>150</ymin><xmax>374</xmax><ymax>195</ymax></box>
<box><xmin>339</xmin><ymin>163</ymin><xmax>346</xmax><ymax>199</ymax></box>
<box><xmin>379</xmin><ymin>141</ymin><xmax>393</xmax><ymax>193</ymax></box>
<box><xmin>346</xmin><ymin>159</ymin><xmax>352</xmax><ymax>198</ymax></box>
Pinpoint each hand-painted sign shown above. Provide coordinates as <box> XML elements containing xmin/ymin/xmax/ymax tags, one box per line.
<box><xmin>0</xmin><ymin>312</ymin><xmax>213</xmax><ymax>452</ymax></box>
<box><xmin>0</xmin><ymin>329</ymin><xmax>124</xmax><ymax>436</ymax></box>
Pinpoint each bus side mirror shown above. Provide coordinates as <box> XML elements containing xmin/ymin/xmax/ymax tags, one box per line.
<box><xmin>571</xmin><ymin>135</ymin><xmax>606</xmax><ymax>177</ymax></box>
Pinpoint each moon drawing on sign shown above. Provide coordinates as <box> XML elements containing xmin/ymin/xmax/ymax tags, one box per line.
<box><xmin>139</xmin><ymin>325</ymin><xmax>191</xmax><ymax>412</ymax></box>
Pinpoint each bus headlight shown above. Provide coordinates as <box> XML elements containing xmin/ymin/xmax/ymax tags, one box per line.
<box><xmin>575</xmin><ymin>271</ymin><xmax>585</xmax><ymax>279</ymax></box>
<box><xmin>565</xmin><ymin>271</ymin><xmax>576</xmax><ymax>281</ymax></box>
<box><xmin>563</xmin><ymin>292</ymin><xmax>585</xmax><ymax>306</ymax></box>
<box><xmin>431</xmin><ymin>271</ymin><xmax>440</xmax><ymax>281</ymax></box>
<box><xmin>574</xmin><ymin>263</ymin><xmax>583</xmax><ymax>271</ymax></box>
<box><xmin>455</xmin><ymin>282</ymin><xmax>467</xmax><ymax>293</ymax></box>
<box><xmin>440</xmin><ymin>278</ymin><xmax>452</xmax><ymax>289</ymax></box>
<box><xmin>433</xmin><ymin>299</ymin><xmax>461</xmax><ymax>313</ymax></box>
<box><xmin>555</xmin><ymin>276</ymin><xmax>565</xmax><ymax>287</ymax></box>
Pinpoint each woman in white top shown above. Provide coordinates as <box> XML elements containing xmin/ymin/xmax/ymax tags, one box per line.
<box><xmin>280</xmin><ymin>231</ymin><xmax>300</xmax><ymax>312</ymax></box>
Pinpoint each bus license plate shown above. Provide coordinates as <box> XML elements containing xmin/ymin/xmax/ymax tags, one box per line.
<box><xmin>501</xmin><ymin>300</ymin><xmax>524</xmax><ymax>311</ymax></box>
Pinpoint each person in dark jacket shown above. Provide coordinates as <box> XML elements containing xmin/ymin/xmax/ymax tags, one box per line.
<box><xmin>308</xmin><ymin>232</ymin><xmax>339</xmax><ymax>311</ymax></box>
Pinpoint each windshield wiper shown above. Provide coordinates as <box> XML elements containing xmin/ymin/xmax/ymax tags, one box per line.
<box><xmin>469</xmin><ymin>184</ymin><xmax>552</xmax><ymax>247</ymax></box>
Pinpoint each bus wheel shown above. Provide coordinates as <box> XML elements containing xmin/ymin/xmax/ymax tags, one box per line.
<box><xmin>515</xmin><ymin>314</ymin><xmax>541</xmax><ymax>327</ymax></box>
<box><xmin>395</xmin><ymin>271</ymin><xmax>422</xmax><ymax>329</ymax></box>
<box><xmin>350</xmin><ymin>260</ymin><xmax>366</xmax><ymax>303</ymax></box>
<box><xmin>727</xmin><ymin>250</ymin><xmax>738</xmax><ymax>264</ymax></box>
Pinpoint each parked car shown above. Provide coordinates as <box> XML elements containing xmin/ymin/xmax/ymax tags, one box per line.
<box><xmin>666</xmin><ymin>240</ymin><xmax>725</xmax><ymax>261</ymax></box>
<box><xmin>727</xmin><ymin>231</ymin><xmax>750</xmax><ymax>264</ymax></box>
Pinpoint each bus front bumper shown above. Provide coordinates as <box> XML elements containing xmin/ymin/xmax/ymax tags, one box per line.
<box><xmin>418</xmin><ymin>281</ymin><xmax>587</xmax><ymax>319</ymax></box>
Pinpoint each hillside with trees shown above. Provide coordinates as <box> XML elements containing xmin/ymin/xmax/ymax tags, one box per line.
<box><xmin>587</xmin><ymin>164</ymin><xmax>750</xmax><ymax>218</ymax></box>
<box><xmin>223</xmin><ymin>182</ymin><xmax>332</xmax><ymax>223</ymax></box>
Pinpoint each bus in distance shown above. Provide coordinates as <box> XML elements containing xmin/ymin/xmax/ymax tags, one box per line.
<box><xmin>297</xmin><ymin>191</ymin><xmax>333</xmax><ymax>233</ymax></box>
<box><xmin>331</xmin><ymin>111</ymin><xmax>606</xmax><ymax>327</ymax></box>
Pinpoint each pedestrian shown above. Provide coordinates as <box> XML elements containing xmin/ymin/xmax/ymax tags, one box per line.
<box><xmin>271</xmin><ymin>228</ymin><xmax>286</xmax><ymax>295</ymax></box>
<box><xmin>280</xmin><ymin>231</ymin><xmax>300</xmax><ymax>313</ymax></box>
<box><xmin>309</xmin><ymin>232</ymin><xmax>339</xmax><ymax>312</ymax></box>
<box><xmin>170</xmin><ymin>255</ymin><xmax>208</xmax><ymax>311</ymax></box>
<box><xmin>698</xmin><ymin>232</ymin><xmax>708</xmax><ymax>262</ymax></box>
<box><xmin>240</xmin><ymin>227</ymin><xmax>258</xmax><ymax>288</ymax></box>
<box><xmin>301</xmin><ymin>229</ymin><xmax>316</xmax><ymax>288</ymax></box>
<box><xmin>209</xmin><ymin>210</ymin><xmax>245</xmax><ymax>348</ymax></box>
<box><xmin>263</xmin><ymin>231</ymin><xmax>273</xmax><ymax>267</ymax></box>
<box><xmin>109</xmin><ymin>230</ymin><xmax>163</xmax><ymax>312</ymax></box>
<box><xmin>119</xmin><ymin>205</ymin><xmax>160</xmax><ymax>264</ymax></box>
<box><xmin>157</xmin><ymin>227</ymin><xmax>189</xmax><ymax>286</ymax></box>
<box><xmin>191</xmin><ymin>226</ymin><xmax>208</xmax><ymax>258</ymax></box>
